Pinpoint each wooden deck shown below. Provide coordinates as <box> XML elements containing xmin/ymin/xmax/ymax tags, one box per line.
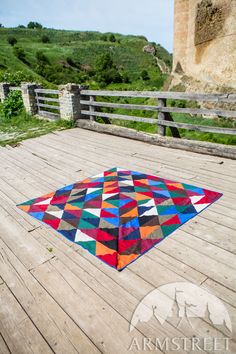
<box><xmin>0</xmin><ymin>128</ymin><xmax>235</xmax><ymax>354</ymax></box>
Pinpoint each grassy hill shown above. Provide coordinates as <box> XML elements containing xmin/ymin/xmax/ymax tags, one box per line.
<box><xmin>0</xmin><ymin>27</ymin><xmax>172</xmax><ymax>89</ymax></box>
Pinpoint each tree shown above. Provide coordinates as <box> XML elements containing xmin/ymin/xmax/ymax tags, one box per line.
<box><xmin>18</xmin><ymin>25</ymin><xmax>25</xmax><ymax>28</ymax></box>
<box><xmin>101</xmin><ymin>34</ymin><xmax>108</xmax><ymax>42</ymax></box>
<box><xmin>41</xmin><ymin>35</ymin><xmax>50</xmax><ymax>43</ymax></box>
<box><xmin>140</xmin><ymin>69</ymin><xmax>150</xmax><ymax>81</ymax></box>
<box><xmin>27</xmin><ymin>21</ymin><xmax>43</xmax><ymax>29</ymax></box>
<box><xmin>95</xmin><ymin>53</ymin><xmax>123</xmax><ymax>85</ymax></box>
<box><xmin>95</xmin><ymin>53</ymin><xmax>114</xmax><ymax>71</ymax></box>
<box><xmin>109</xmin><ymin>34</ymin><xmax>116</xmax><ymax>42</ymax></box>
<box><xmin>7</xmin><ymin>36</ymin><xmax>17</xmax><ymax>46</ymax></box>
<box><xmin>0</xmin><ymin>24</ymin><xmax>4</xmax><ymax>28</ymax></box>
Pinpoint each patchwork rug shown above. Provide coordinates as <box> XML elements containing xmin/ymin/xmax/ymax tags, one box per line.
<box><xmin>17</xmin><ymin>167</ymin><xmax>222</xmax><ymax>271</ymax></box>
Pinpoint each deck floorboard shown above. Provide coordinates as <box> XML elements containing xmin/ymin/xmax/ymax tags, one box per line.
<box><xmin>0</xmin><ymin>128</ymin><xmax>235</xmax><ymax>353</ymax></box>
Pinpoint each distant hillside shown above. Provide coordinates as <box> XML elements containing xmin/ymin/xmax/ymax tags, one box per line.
<box><xmin>0</xmin><ymin>27</ymin><xmax>172</xmax><ymax>89</ymax></box>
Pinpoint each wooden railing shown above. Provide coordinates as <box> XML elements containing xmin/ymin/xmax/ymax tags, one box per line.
<box><xmin>1</xmin><ymin>83</ymin><xmax>236</xmax><ymax>157</ymax></box>
<box><xmin>9</xmin><ymin>87</ymin><xmax>21</xmax><ymax>91</ymax></box>
<box><xmin>80</xmin><ymin>90</ymin><xmax>236</xmax><ymax>137</ymax></box>
<box><xmin>35</xmin><ymin>88</ymin><xmax>60</xmax><ymax>120</ymax></box>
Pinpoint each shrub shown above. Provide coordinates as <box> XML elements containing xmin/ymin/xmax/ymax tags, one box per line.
<box><xmin>7</xmin><ymin>36</ymin><xmax>17</xmax><ymax>46</ymax></box>
<box><xmin>94</xmin><ymin>53</ymin><xmax>128</xmax><ymax>85</ymax></box>
<box><xmin>41</xmin><ymin>35</ymin><xmax>50</xmax><ymax>43</ymax></box>
<box><xmin>18</xmin><ymin>25</ymin><xmax>25</xmax><ymax>28</ymax></box>
<box><xmin>101</xmin><ymin>34</ymin><xmax>108</xmax><ymax>41</ymax></box>
<box><xmin>1</xmin><ymin>91</ymin><xmax>24</xmax><ymax>119</ymax></box>
<box><xmin>95</xmin><ymin>53</ymin><xmax>113</xmax><ymax>71</ymax></box>
<box><xmin>66</xmin><ymin>56</ymin><xmax>80</xmax><ymax>68</ymax></box>
<box><xmin>140</xmin><ymin>70</ymin><xmax>150</xmax><ymax>81</ymax></box>
<box><xmin>13</xmin><ymin>46</ymin><xmax>27</xmax><ymax>63</ymax></box>
<box><xmin>27</xmin><ymin>21</ymin><xmax>43</xmax><ymax>29</ymax></box>
<box><xmin>109</xmin><ymin>34</ymin><xmax>116</xmax><ymax>42</ymax></box>
<box><xmin>36</xmin><ymin>51</ymin><xmax>49</xmax><ymax>64</ymax></box>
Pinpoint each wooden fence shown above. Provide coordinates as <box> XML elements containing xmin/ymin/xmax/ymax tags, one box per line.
<box><xmin>35</xmin><ymin>88</ymin><xmax>60</xmax><ymax>120</ymax></box>
<box><xmin>80</xmin><ymin>90</ymin><xmax>236</xmax><ymax>137</ymax></box>
<box><xmin>2</xmin><ymin>84</ymin><xmax>236</xmax><ymax>158</ymax></box>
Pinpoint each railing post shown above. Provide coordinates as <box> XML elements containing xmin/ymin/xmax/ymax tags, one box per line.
<box><xmin>157</xmin><ymin>98</ymin><xmax>167</xmax><ymax>136</ymax></box>
<box><xmin>0</xmin><ymin>83</ymin><xmax>11</xmax><ymax>102</ymax></box>
<box><xmin>21</xmin><ymin>83</ymin><xmax>41</xmax><ymax>115</ymax></box>
<box><xmin>59</xmin><ymin>83</ymin><xmax>82</xmax><ymax>121</ymax></box>
<box><xmin>89</xmin><ymin>95</ymin><xmax>96</xmax><ymax>121</ymax></box>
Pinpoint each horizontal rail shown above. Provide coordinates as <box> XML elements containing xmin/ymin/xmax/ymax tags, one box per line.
<box><xmin>158</xmin><ymin>120</ymin><xmax>236</xmax><ymax>135</ymax></box>
<box><xmin>81</xmin><ymin>100</ymin><xmax>236</xmax><ymax>118</ymax></box>
<box><xmin>36</xmin><ymin>96</ymin><xmax>60</xmax><ymax>103</ymax></box>
<box><xmin>37</xmin><ymin>103</ymin><xmax>60</xmax><ymax>110</ymax></box>
<box><xmin>81</xmin><ymin>90</ymin><xmax>236</xmax><ymax>103</ymax></box>
<box><xmin>81</xmin><ymin>110</ymin><xmax>157</xmax><ymax>124</ymax></box>
<box><xmin>80</xmin><ymin>100</ymin><xmax>158</xmax><ymax>111</ymax></box>
<box><xmin>9</xmin><ymin>87</ymin><xmax>21</xmax><ymax>91</ymax></box>
<box><xmin>38</xmin><ymin>110</ymin><xmax>60</xmax><ymax>120</ymax></box>
<box><xmin>161</xmin><ymin>106</ymin><xmax>236</xmax><ymax>119</ymax></box>
<box><xmin>35</xmin><ymin>89</ymin><xmax>59</xmax><ymax>95</ymax></box>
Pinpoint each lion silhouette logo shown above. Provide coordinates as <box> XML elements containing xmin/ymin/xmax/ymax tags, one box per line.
<box><xmin>130</xmin><ymin>282</ymin><xmax>232</xmax><ymax>333</ymax></box>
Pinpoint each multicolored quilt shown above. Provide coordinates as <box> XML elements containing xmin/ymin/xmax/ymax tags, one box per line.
<box><xmin>17</xmin><ymin>168</ymin><xmax>222</xmax><ymax>270</ymax></box>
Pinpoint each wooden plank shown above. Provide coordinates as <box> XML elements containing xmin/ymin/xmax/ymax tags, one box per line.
<box><xmin>31</xmin><ymin>258</ymin><xmax>157</xmax><ymax>354</ymax></box>
<box><xmin>0</xmin><ymin>283</ymin><xmax>53</xmax><ymax>354</ymax></box>
<box><xmin>33</xmin><ymin>129</ymin><xmax>236</xmax><ymax>196</ymax></box>
<box><xmin>38</xmin><ymin>110</ymin><xmax>60</xmax><ymax>120</ymax></box>
<box><xmin>181</xmin><ymin>217</ymin><xmax>236</xmax><ymax>254</ymax></box>
<box><xmin>81</xmin><ymin>90</ymin><xmax>233</xmax><ymax>102</ymax></box>
<box><xmin>0</xmin><ymin>240</ymin><xmax>101</xmax><ymax>354</ymax></box>
<box><xmin>31</xmin><ymin>227</ymin><xmax>228</xmax><ymax>352</ymax></box>
<box><xmin>0</xmin><ymin>334</ymin><xmax>10</xmax><ymax>354</ymax></box>
<box><xmin>81</xmin><ymin>100</ymin><xmax>236</xmax><ymax>119</ymax></box>
<box><xmin>35</xmin><ymin>128</ymin><xmax>236</xmax><ymax>198</ymax></box>
<box><xmin>36</xmin><ymin>96</ymin><xmax>59</xmax><ymax>103</ymax></box>
<box><xmin>157</xmin><ymin>98</ymin><xmax>166</xmax><ymax>136</ymax></box>
<box><xmin>76</xmin><ymin>120</ymin><xmax>236</xmax><ymax>159</ymax></box>
<box><xmin>35</xmin><ymin>89</ymin><xmax>59</xmax><ymax>94</ymax></box>
<box><xmin>156</xmin><ymin>237</ymin><xmax>236</xmax><ymax>291</ymax></box>
<box><xmin>201</xmin><ymin>278</ymin><xmax>236</xmax><ymax>308</ymax></box>
<box><xmin>80</xmin><ymin>100</ymin><xmax>158</xmax><ymax>111</ymax></box>
<box><xmin>89</xmin><ymin>95</ymin><xmax>96</xmax><ymax>121</ymax></box>
<box><xmin>161</xmin><ymin>106</ymin><xmax>236</xmax><ymax>119</ymax></box>
<box><xmin>0</xmin><ymin>212</ymin><xmax>53</xmax><ymax>270</ymax></box>
<box><xmin>9</xmin><ymin>87</ymin><xmax>21</xmax><ymax>91</ymax></box>
<box><xmin>158</xmin><ymin>120</ymin><xmax>236</xmax><ymax>135</ymax></box>
<box><xmin>37</xmin><ymin>103</ymin><xmax>60</xmax><ymax>110</ymax></box>
<box><xmin>173</xmin><ymin>229</ymin><xmax>236</xmax><ymax>266</ymax></box>
<box><xmin>81</xmin><ymin>110</ymin><xmax>157</xmax><ymax>123</ymax></box>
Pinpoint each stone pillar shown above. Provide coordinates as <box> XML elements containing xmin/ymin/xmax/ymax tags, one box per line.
<box><xmin>21</xmin><ymin>83</ymin><xmax>40</xmax><ymax>115</ymax></box>
<box><xmin>173</xmin><ymin>0</ymin><xmax>190</xmax><ymax>74</ymax></box>
<box><xmin>0</xmin><ymin>83</ymin><xmax>10</xmax><ymax>102</ymax></box>
<box><xmin>59</xmin><ymin>83</ymin><xmax>82</xmax><ymax>121</ymax></box>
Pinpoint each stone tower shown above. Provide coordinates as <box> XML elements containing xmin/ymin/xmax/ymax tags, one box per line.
<box><xmin>173</xmin><ymin>0</ymin><xmax>236</xmax><ymax>90</ymax></box>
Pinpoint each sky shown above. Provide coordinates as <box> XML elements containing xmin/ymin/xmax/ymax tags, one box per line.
<box><xmin>0</xmin><ymin>0</ymin><xmax>174</xmax><ymax>52</ymax></box>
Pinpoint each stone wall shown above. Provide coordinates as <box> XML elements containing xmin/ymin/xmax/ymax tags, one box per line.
<box><xmin>172</xmin><ymin>0</ymin><xmax>236</xmax><ymax>91</ymax></box>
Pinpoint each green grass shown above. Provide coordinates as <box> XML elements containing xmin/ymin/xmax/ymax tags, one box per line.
<box><xmin>0</xmin><ymin>27</ymin><xmax>171</xmax><ymax>88</ymax></box>
<box><xmin>0</xmin><ymin>108</ymin><xmax>74</xmax><ymax>146</ymax></box>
